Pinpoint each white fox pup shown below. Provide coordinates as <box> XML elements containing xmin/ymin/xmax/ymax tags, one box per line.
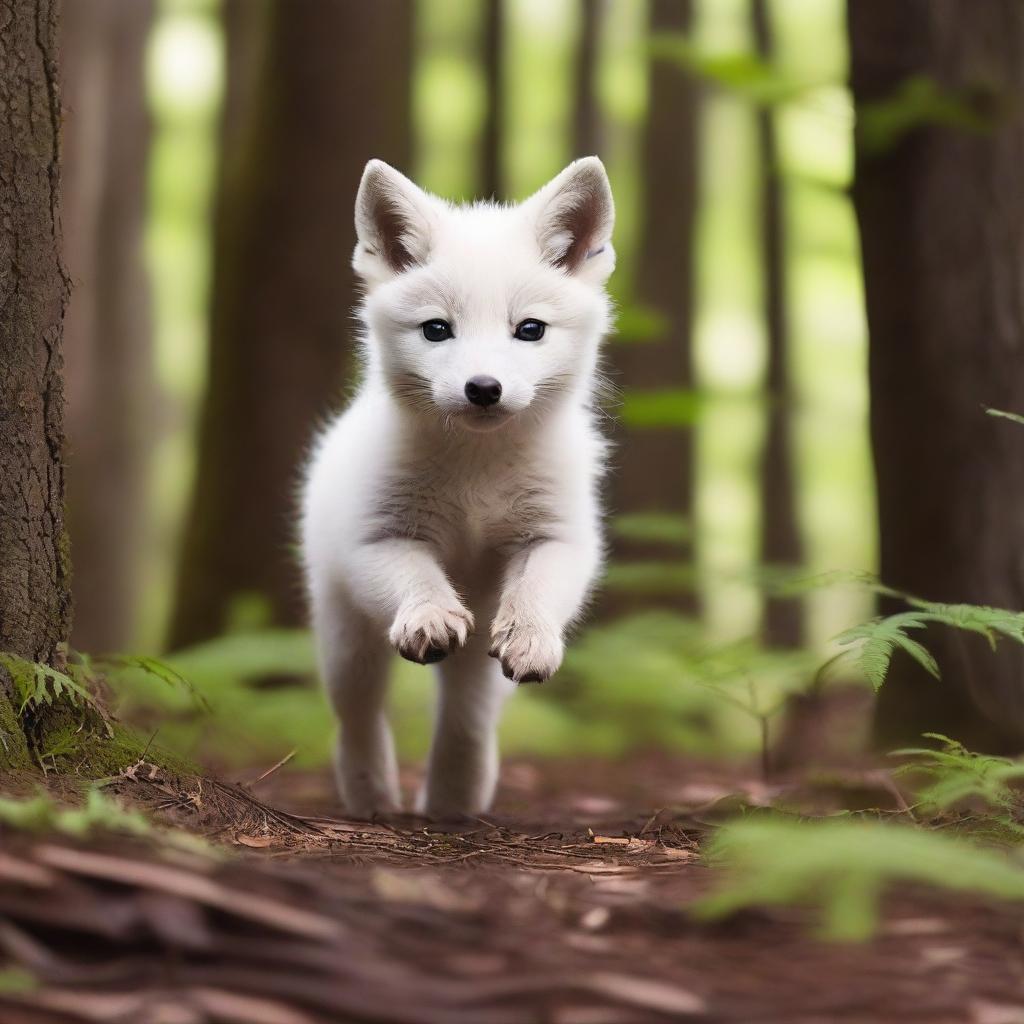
<box><xmin>301</xmin><ymin>157</ymin><xmax>615</xmax><ymax>818</ymax></box>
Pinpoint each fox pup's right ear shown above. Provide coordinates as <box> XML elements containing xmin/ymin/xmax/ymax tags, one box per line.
<box><xmin>353</xmin><ymin>160</ymin><xmax>435</xmax><ymax>284</ymax></box>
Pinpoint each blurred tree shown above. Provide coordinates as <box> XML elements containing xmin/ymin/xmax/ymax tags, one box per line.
<box><xmin>609</xmin><ymin>0</ymin><xmax>699</xmax><ymax>612</ymax></box>
<box><xmin>850</xmin><ymin>0</ymin><xmax>1024</xmax><ymax>749</ymax></box>
<box><xmin>481</xmin><ymin>0</ymin><xmax>504</xmax><ymax>198</ymax></box>
<box><xmin>0</xmin><ymin>0</ymin><xmax>72</xmax><ymax>768</ymax></box>
<box><xmin>572</xmin><ymin>0</ymin><xmax>604</xmax><ymax>157</ymax></box>
<box><xmin>168</xmin><ymin>0</ymin><xmax>412</xmax><ymax>650</ymax></box>
<box><xmin>752</xmin><ymin>0</ymin><xmax>804</xmax><ymax>648</ymax></box>
<box><xmin>61</xmin><ymin>0</ymin><xmax>154</xmax><ymax>654</ymax></box>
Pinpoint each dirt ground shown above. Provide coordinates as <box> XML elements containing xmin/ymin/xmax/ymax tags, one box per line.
<box><xmin>2</xmin><ymin>754</ymin><xmax>1023</xmax><ymax>1024</ymax></box>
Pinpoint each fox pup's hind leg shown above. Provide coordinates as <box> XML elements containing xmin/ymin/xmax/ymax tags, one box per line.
<box><xmin>419</xmin><ymin>634</ymin><xmax>515</xmax><ymax>818</ymax></box>
<box><xmin>312</xmin><ymin>586</ymin><xmax>401</xmax><ymax>817</ymax></box>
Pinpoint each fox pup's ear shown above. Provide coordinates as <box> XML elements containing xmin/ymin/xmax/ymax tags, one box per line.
<box><xmin>527</xmin><ymin>157</ymin><xmax>615</xmax><ymax>283</ymax></box>
<box><xmin>354</xmin><ymin>160</ymin><xmax>435</xmax><ymax>283</ymax></box>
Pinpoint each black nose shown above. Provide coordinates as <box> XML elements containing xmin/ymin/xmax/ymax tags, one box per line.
<box><xmin>465</xmin><ymin>375</ymin><xmax>502</xmax><ymax>408</ymax></box>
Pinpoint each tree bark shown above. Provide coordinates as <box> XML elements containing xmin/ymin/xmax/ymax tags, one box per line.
<box><xmin>480</xmin><ymin>0</ymin><xmax>504</xmax><ymax>199</ymax></box>
<box><xmin>572</xmin><ymin>0</ymin><xmax>603</xmax><ymax>158</ymax></box>
<box><xmin>608</xmin><ymin>0</ymin><xmax>699</xmax><ymax>612</ymax></box>
<box><xmin>61</xmin><ymin>0</ymin><xmax>154</xmax><ymax>653</ymax></box>
<box><xmin>753</xmin><ymin>0</ymin><xmax>804</xmax><ymax>648</ymax></box>
<box><xmin>168</xmin><ymin>0</ymin><xmax>413</xmax><ymax>650</ymax></box>
<box><xmin>0</xmin><ymin>0</ymin><xmax>72</xmax><ymax>765</ymax></box>
<box><xmin>849</xmin><ymin>0</ymin><xmax>1024</xmax><ymax>749</ymax></box>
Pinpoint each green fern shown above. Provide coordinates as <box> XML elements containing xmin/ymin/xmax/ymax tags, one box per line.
<box><xmin>649</xmin><ymin>36</ymin><xmax>823</xmax><ymax>107</ymax></box>
<box><xmin>0</xmin><ymin>787</ymin><xmax>151</xmax><ymax>837</ymax></box>
<box><xmin>0</xmin><ymin>652</ymin><xmax>102</xmax><ymax>715</ymax></box>
<box><xmin>833</xmin><ymin>600</ymin><xmax>1024</xmax><ymax>691</ymax></box>
<box><xmin>96</xmin><ymin>653</ymin><xmax>210</xmax><ymax>711</ymax></box>
<box><xmin>986</xmin><ymin>407</ymin><xmax>1024</xmax><ymax>427</ymax></box>
<box><xmin>895</xmin><ymin>733</ymin><xmax>1024</xmax><ymax>827</ymax></box>
<box><xmin>834</xmin><ymin>612</ymin><xmax>939</xmax><ymax>690</ymax></box>
<box><xmin>611</xmin><ymin>513</ymin><xmax>692</xmax><ymax>549</ymax></box>
<box><xmin>698</xmin><ymin>816</ymin><xmax>1024</xmax><ymax>940</ymax></box>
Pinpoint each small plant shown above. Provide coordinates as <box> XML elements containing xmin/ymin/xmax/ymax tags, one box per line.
<box><xmin>0</xmin><ymin>786</ymin><xmax>152</xmax><ymax>838</ymax></box>
<box><xmin>0</xmin><ymin>652</ymin><xmax>104</xmax><ymax>719</ymax></box>
<box><xmin>698</xmin><ymin>815</ymin><xmax>1024</xmax><ymax>941</ymax></box>
<box><xmin>833</xmin><ymin>594</ymin><xmax>1024</xmax><ymax>691</ymax></box>
<box><xmin>894</xmin><ymin>733</ymin><xmax>1024</xmax><ymax>833</ymax></box>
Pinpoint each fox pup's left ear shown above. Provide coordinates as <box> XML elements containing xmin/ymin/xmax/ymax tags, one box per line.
<box><xmin>527</xmin><ymin>157</ymin><xmax>615</xmax><ymax>283</ymax></box>
<box><xmin>353</xmin><ymin>159</ymin><xmax>436</xmax><ymax>285</ymax></box>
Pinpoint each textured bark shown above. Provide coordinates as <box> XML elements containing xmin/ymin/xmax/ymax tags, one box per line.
<box><xmin>572</xmin><ymin>0</ymin><xmax>603</xmax><ymax>158</ymax></box>
<box><xmin>849</xmin><ymin>1</ymin><xmax>1024</xmax><ymax>749</ymax></box>
<box><xmin>608</xmin><ymin>0</ymin><xmax>698</xmax><ymax>611</ymax></box>
<box><xmin>480</xmin><ymin>0</ymin><xmax>504</xmax><ymax>199</ymax></box>
<box><xmin>753</xmin><ymin>0</ymin><xmax>804</xmax><ymax>648</ymax></box>
<box><xmin>61</xmin><ymin>0</ymin><xmax>154</xmax><ymax>653</ymax></box>
<box><xmin>168</xmin><ymin>0</ymin><xmax>412</xmax><ymax>650</ymax></box>
<box><xmin>0</xmin><ymin>0</ymin><xmax>72</xmax><ymax>764</ymax></box>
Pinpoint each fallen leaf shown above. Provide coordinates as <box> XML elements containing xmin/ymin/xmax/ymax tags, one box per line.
<box><xmin>659</xmin><ymin>846</ymin><xmax>696</xmax><ymax>861</ymax></box>
<box><xmin>236</xmin><ymin>834</ymin><xmax>273</xmax><ymax>849</ymax></box>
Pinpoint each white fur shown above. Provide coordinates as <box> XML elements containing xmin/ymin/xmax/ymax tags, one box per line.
<box><xmin>301</xmin><ymin>158</ymin><xmax>615</xmax><ymax>819</ymax></box>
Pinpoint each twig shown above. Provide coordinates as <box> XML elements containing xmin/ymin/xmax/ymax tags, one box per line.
<box><xmin>249</xmin><ymin>749</ymin><xmax>297</xmax><ymax>787</ymax></box>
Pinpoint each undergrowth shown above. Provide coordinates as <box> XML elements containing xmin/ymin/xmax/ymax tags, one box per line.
<box><xmin>698</xmin><ymin>816</ymin><xmax>1024</xmax><ymax>941</ymax></box>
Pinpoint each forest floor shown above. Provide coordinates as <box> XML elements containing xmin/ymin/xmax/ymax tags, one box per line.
<box><xmin>2</xmin><ymin>753</ymin><xmax>1023</xmax><ymax>1024</ymax></box>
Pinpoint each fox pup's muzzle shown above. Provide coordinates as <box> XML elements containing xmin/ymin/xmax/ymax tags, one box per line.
<box><xmin>464</xmin><ymin>375</ymin><xmax>502</xmax><ymax>408</ymax></box>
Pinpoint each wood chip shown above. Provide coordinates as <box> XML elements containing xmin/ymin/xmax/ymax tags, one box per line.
<box><xmin>236</xmin><ymin>834</ymin><xmax>274</xmax><ymax>848</ymax></box>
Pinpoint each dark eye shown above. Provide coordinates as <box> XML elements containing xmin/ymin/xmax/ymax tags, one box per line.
<box><xmin>421</xmin><ymin>319</ymin><xmax>453</xmax><ymax>342</ymax></box>
<box><xmin>513</xmin><ymin>319</ymin><xmax>546</xmax><ymax>342</ymax></box>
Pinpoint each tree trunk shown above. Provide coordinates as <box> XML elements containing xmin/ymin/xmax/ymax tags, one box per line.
<box><xmin>572</xmin><ymin>0</ymin><xmax>603</xmax><ymax>158</ymax></box>
<box><xmin>61</xmin><ymin>0</ymin><xmax>154</xmax><ymax>654</ymax></box>
<box><xmin>849</xmin><ymin>0</ymin><xmax>1024</xmax><ymax>750</ymax></box>
<box><xmin>0</xmin><ymin>0</ymin><xmax>72</xmax><ymax>767</ymax></box>
<box><xmin>753</xmin><ymin>0</ymin><xmax>804</xmax><ymax>648</ymax></box>
<box><xmin>481</xmin><ymin>0</ymin><xmax>504</xmax><ymax>199</ymax></box>
<box><xmin>168</xmin><ymin>0</ymin><xmax>412</xmax><ymax>650</ymax></box>
<box><xmin>608</xmin><ymin>0</ymin><xmax>699</xmax><ymax>612</ymax></box>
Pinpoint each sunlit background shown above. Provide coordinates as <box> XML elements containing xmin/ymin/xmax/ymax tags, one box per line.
<box><xmin>85</xmin><ymin>0</ymin><xmax>876</xmax><ymax>773</ymax></box>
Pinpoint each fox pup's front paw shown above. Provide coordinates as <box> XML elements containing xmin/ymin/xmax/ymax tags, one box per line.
<box><xmin>389</xmin><ymin>599</ymin><xmax>474</xmax><ymax>664</ymax></box>
<box><xmin>489</xmin><ymin>612</ymin><xmax>564</xmax><ymax>683</ymax></box>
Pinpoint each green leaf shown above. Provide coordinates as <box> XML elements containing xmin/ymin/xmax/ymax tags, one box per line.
<box><xmin>834</xmin><ymin>612</ymin><xmax>935</xmax><ymax>691</ymax></box>
<box><xmin>987</xmin><ymin>407</ymin><xmax>1024</xmax><ymax>427</ymax></box>
<box><xmin>892</xmin><ymin>733</ymin><xmax>1024</xmax><ymax>826</ymax></box>
<box><xmin>0</xmin><ymin>787</ymin><xmax>151</xmax><ymax>838</ymax></box>
<box><xmin>620</xmin><ymin>389</ymin><xmax>702</xmax><ymax>428</ymax></box>
<box><xmin>904</xmin><ymin>598</ymin><xmax>1024</xmax><ymax>649</ymax></box>
<box><xmin>893</xmin><ymin>632</ymin><xmax>940</xmax><ymax>680</ymax></box>
<box><xmin>0</xmin><ymin>652</ymin><xmax>103</xmax><ymax>716</ymax></box>
<box><xmin>698</xmin><ymin>817</ymin><xmax>1024</xmax><ymax>940</ymax></box>
<box><xmin>649</xmin><ymin>36</ymin><xmax>824</xmax><ymax>107</ymax></box>
<box><xmin>858</xmin><ymin>75</ymin><xmax>991</xmax><ymax>155</ymax></box>
<box><xmin>0</xmin><ymin>967</ymin><xmax>36</xmax><ymax>995</ymax></box>
<box><xmin>603</xmin><ymin>561</ymin><xmax>698</xmax><ymax>595</ymax></box>
<box><xmin>99</xmin><ymin>653</ymin><xmax>210</xmax><ymax>711</ymax></box>
<box><xmin>831</xmin><ymin>598</ymin><xmax>1024</xmax><ymax>690</ymax></box>
<box><xmin>611</xmin><ymin>513</ymin><xmax>692</xmax><ymax>548</ymax></box>
<box><xmin>612</xmin><ymin>303</ymin><xmax>669</xmax><ymax>343</ymax></box>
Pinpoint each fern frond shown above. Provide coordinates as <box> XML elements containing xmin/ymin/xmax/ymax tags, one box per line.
<box><xmin>833</xmin><ymin>598</ymin><xmax>1024</xmax><ymax>691</ymax></box>
<box><xmin>834</xmin><ymin>612</ymin><xmax>938</xmax><ymax>691</ymax></box>
<box><xmin>698</xmin><ymin>817</ymin><xmax>1024</xmax><ymax>940</ymax></box>
<box><xmin>892</xmin><ymin>733</ymin><xmax>1024</xmax><ymax>820</ymax></box>
<box><xmin>903</xmin><ymin>598</ymin><xmax>1024</xmax><ymax>649</ymax></box>
<box><xmin>987</xmin><ymin>407</ymin><xmax>1024</xmax><ymax>427</ymax></box>
<box><xmin>0</xmin><ymin>653</ymin><xmax>100</xmax><ymax>714</ymax></box>
<box><xmin>97</xmin><ymin>654</ymin><xmax>210</xmax><ymax>712</ymax></box>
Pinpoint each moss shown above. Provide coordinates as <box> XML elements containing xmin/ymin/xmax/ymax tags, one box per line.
<box><xmin>22</xmin><ymin>693</ymin><xmax>195</xmax><ymax>781</ymax></box>
<box><xmin>0</xmin><ymin>687</ymin><xmax>32</xmax><ymax>774</ymax></box>
<box><xmin>41</xmin><ymin>721</ymin><xmax>195</xmax><ymax>779</ymax></box>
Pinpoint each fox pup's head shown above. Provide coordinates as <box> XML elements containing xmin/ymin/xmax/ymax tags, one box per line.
<box><xmin>353</xmin><ymin>158</ymin><xmax>615</xmax><ymax>432</ymax></box>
